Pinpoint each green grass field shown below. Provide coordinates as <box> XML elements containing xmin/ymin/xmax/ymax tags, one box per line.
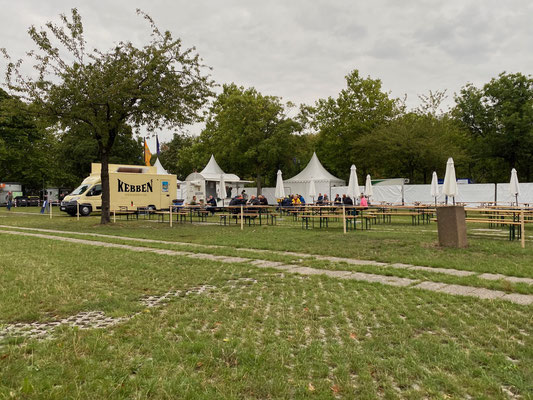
<box><xmin>0</xmin><ymin>208</ymin><xmax>532</xmax><ymax>399</ymax></box>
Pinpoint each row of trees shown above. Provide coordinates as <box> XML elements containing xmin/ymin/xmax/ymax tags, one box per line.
<box><xmin>1</xmin><ymin>9</ymin><xmax>532</xmax><ymax>223</ymax></box>
<box><xmin>159</xmin><ymin>70</ymin><xmax>533</xmax><ymax>186</ymax></box>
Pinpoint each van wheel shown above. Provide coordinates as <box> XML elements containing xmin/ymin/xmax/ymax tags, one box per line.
<box><xmin>80</xmin><ymin>205</ymin><xmax>92</xmax><ymax>216</ymax></box>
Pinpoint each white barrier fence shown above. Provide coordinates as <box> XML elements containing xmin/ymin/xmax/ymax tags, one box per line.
<box><xmin>245</xmin><ymin>183</ymin><xmax>533</xmax><ymax>206</ymax></box>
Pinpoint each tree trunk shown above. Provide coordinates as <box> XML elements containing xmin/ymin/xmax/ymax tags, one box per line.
<box><xmin>100</xmin><ymin>150</ymin><xmax>111</xmax><ymax>224</ymax></box>
<box><xmin>256</xmin><ymin>173</ymin><xmax>262</xmax><ymax>196</ymax></box>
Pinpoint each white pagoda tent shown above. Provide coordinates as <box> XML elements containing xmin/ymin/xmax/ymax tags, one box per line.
<box><xmin>154</xmin><ymin>157</ymin><xmax>170</xmax><ymax>175</ymax></box>
<box><xmin>285</xmin><ymin>152</ymin><xmax>345</xmax><ymax>201</ymax></box>
<box><xmin>185</xmin><ymin>155</ymin><xmax>249</xmax><ymax>204</ymax></box>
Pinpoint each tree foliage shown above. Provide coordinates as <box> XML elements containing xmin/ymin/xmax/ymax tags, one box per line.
<box><xmin>199</xmin><ymin>83</ymin><xmax>303</xmax><ymax>191</ymax></box>
<box><xmin>454</xmin><ymin>72</ymin><xmax>533</xmax><ymax>181</ymax></box>
<box><xmin>2</xmin><ymin>9</ymin><xmax>213</xmax><ymax>222</ymax></box>
<box><xmin>0</xmin><ymin>88</ymin><xmax>61</xmax><ymax>189</ymax></box>
<box><xmin>308</xmin><ymin>69</ymin><xmax>402</xmax><ymax>179</ymax></box>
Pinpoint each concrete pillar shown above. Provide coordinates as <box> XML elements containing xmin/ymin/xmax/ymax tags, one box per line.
<box><xmin>436</xmin><ymin>206</ymin><xmax>468</xmax><ymax>248</ymax></box>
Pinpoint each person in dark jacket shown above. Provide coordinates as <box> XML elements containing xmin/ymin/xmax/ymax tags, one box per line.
<box><xmin>342</xmin><ymin>194</ymin><xmax>353</xmax><ymax>205</ymax></box>
<box><xmin>206</xmin><ymin>195</ymin><xmax>217</xmax><ymax>215</ymax></box>
<box><xmin>258</xmin><ymin>195</ymin><xmax>268</xmax><ymax>205</ymax></box>
<box><xmin>334</xmin><ymin>194</ymin><xmax>342</xmax><ymax>204</ymax></box>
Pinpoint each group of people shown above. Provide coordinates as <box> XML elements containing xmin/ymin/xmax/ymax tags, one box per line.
<box><xmin>185</xmin><ymin>190</ymin><xmax>269</xmax><ymax>213</ymax></box>
<box><xmin>279</xmin><ymin>194</ymin><xmax>306</xmax><ymax>207</ymax></box>
<box><xmin>229</xmin><ymin>190</ymin><xmax>268</xmax><ymax>207</ymax></box>
<box><xmin>279</xmin><ymin>192</ymin><xmax>369</xmax><ymax>207</ymax></box>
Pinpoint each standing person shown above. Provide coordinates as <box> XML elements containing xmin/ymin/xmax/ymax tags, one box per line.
<box><xmin>6</xmin><ymin>192</ymin><xmax>13</xmax><ymax>211</ymax></box>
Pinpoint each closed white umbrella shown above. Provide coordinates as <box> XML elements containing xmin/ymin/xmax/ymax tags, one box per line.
<box><xmin>430</xmin><ymin>171</ymin><xmax>439</xmax><ymax>205</ymax></box>
<box><xmin>217</xmin><ymin>173</ymin><xmax>226</xmax><ymax>206</ymax></box>
<box><xmin>510</xmin><ymin>168</ymin><xmax>520</xmax><ymax>206</ymax></box>
<box><xmin>308</xmin><ymin>179</ymin><xmax>317</xmax><ymax>202</ymax></box>
<box><xmin>442</xmin><ymin>157</ymin><xmax>458</xmax><ymax>205</ymax></box>
<box><xmin>347</xmin><ymin>165</ymin><xmax>360</xmax><ymax>200</ymax></box>
<box><xmin>364</xmin><ymin>174</ymin><xmax>373</xmax><ymax>198</ymax></box>
<box><xmin>275</xmin><ymin>170</ymin><xmax>285</xmax><ymax>200</ymax></box>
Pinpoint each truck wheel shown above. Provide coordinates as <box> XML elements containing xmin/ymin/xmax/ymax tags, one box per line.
<box><xmin>80</xmin><ymin>205</ymin><xmax>92</xmax><ymax>216</ymax></box>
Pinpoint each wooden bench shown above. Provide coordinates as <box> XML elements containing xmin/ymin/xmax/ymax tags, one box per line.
<box><xmin>300</xmin><ymin>214</ymin><xmax>358</xmax><ymax>230</ymax></box>
<box><xmin>112</xmin><ymin>208</ymin><xmax>138</xmax><ymax>221</ymax></box>
<box><xmin>465</xmin><ymin>218</ymin><xmax>522</xmax><ymax>240</ymax></box>
<box><xmin>433</xmin><ymin>217</ymin><xmax>522</xmax><ymax>240</ymax></box>
<box><xmin>371</xmin><ymin>211</ymin><xmax>433</xmax><ymax>225</ymax></box>
<box><xmin>219</xmin><ymin>213</ymin><xmax>259</xmax><ymax>226</ymax></box>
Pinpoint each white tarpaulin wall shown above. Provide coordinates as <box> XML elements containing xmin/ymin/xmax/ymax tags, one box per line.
<box><xmin>320</xmin><ymin>183</ymin><xmax>533</xmax><ymax>205</ymax></box>
<box><xmin>497</xmin><ymin>183</ymin><xmax>533</xmax><ymax>204</ymax></box>
<box><xmin>248</xmin><ymin>182</ymin><xmax>533</xmax><ymax>206</ymax></box>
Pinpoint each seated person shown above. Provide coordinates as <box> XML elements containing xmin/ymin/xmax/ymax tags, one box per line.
<box><xmin>189</xmin><ymin>195</ymin><xmax>197</xmax><ymax>205</ymax></box>
<box><xmin>316</xmin><ymin>193</ymin><xmax>323</xmax><ymax>205</ymax></box>
<box><xmin>206</xmin><ymin>195</ymin><xmax>217</xmax><ymax>215</ymax></box>
<box><xmin>258</xmin><ymin>195</ymin><xmax>268</xmax><ymax>205</ymax></box>
<box><xmin>292</xmin><ymin>195</ymin><xmax>301</xmax><ymax>205</ymax></box>
<box><xmin>248</xmin><ymin>195</ymin><xmax>261</xmax><ymax>206</ymax></box>
<box><xmin>228</xmin><ymin>195</ymin><xmax>244</xmax><ymax>213</ymax></box>
<box><xmin>323</xmin><ymin>194</ymin><xmax>329</xmax><ymax>204</ymax></box>
<box><xmin>299</xmin><ymin>194</ymin><xmax>305</xmax><ymax>204</ymax></box>
<box><xmin>342</xmin><ymin>194</ymin><xmax>353</xmax><ymax>205</ymax></box>
<box><xmin>360</xmin><ymin>195</ymin><xmax>368</xmax><ymax>208</ymax></box>
<box><xmin>280</xmin><ymin>196</ymin><xmax>292</xmax><ymax>207</ymax></box>
<box><xmin>206</xmin><ymin>195</ymin><xmax>217</xmax><ymax>207</ymax></box>
<box><xmin>334</xmin><ymin>194</ymin><xmax>342</xmax><ymax>204</ymax></box>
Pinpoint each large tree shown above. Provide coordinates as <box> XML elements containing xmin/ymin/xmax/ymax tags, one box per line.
<box><xmin>199</xmin><ymin>83</ymin><xmax>302</xmax><ymax>192</ymax></box>
<box><xmin>56</xmin><ymin>123</ymin><xmax>144</xmax><ymax>188</ymax></box>
<box><xmin>307</xmin><ymin>69</ymin><xmax>402</xmax><ymax>179</ymax></box>
<box><xmin>2</xmin><ymin>9</ymin><xmax>213</xmax><ymax>223</ymax></box>
<box><xmin>0</xmin><ymin>88</ymin><xmax>61</xmax><ymax>190</ymax></box>
<box><xmin>454</xmin><ymin>72</ymin><xmax>533</xmax><ymax>181</ymax></box>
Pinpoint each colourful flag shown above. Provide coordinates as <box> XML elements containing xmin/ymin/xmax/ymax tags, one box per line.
<box><xmin>156</xmin><ymin>135</ymin><xmax>160</xmax><ymax>155</ymax></box>
<box><xmin>144</xmin><ymin>139</ymin><xmax>152</xmax><ymax>166</ymax></box>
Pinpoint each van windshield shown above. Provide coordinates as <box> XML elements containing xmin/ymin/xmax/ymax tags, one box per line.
<box><xmin>71</xmin><ymin>184</ymin><xmax>90</xmax><ymax>196</ymax></box>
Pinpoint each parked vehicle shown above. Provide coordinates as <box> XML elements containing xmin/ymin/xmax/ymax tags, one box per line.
<box><xmin>60</xmin><ymin>163</ymin><xmax>177</xmax><ymax>216</ymax></box>
<box><xmin>14</xmin><ymin>196</ymin><xmax>29</xmax><ymax>207</ymax></box>
<box><xmin>14</xmin><ymin>196</ymin><xmax>40</xmax><ymax>207</ymax></box>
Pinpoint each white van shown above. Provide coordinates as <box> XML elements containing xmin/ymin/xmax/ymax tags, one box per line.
<box><xmin>61</xmin><ymin>163</ymin><xmax>177</xmax><ymax>216</ymax></box>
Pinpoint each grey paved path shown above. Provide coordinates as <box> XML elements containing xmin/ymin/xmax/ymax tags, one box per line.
<box><xmin>0</xmin><ymin>228</ymin><xmax>532</xmax><ymax>306</ymax></box>
<box><xmin>1</xmin><ymin>225</ymin><xmax>530</xmax><ymax>286</ymax></box>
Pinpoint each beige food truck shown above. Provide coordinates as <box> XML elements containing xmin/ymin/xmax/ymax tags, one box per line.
<box><xmin>60</xmin><ymin>163</ymin><xmax>177</xmax><ymax>216</ymax></box>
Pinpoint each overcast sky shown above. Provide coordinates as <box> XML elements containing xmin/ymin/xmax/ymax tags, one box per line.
<box><xmin>1</xmin><ymin>0</ymin><xmax>532</xmax><ymax>149</ymax></box>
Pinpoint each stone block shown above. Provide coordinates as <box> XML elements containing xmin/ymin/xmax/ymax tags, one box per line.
<box><xmin>436</xmin><ymin>206</ymin><xmax>468</xmax><ymax>248</ymax></box>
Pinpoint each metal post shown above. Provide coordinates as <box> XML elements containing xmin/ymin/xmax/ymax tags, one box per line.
<box><xmin>170</xmin><ymin>206</ymin><xmax>173</xmax><ymax>228</ymax></box>
<box><xmin>49</xmin><ymin>201</ymin><xmax>52</xmax><ymax>219</ymax></box>
<box><xmin>77</xmin><ymin>202</ymin><xmax>79</xmax><ymax>221</ymax></box>
<box><xmin>113</xmin><ymin>210</ymin><xmax>116</xmax><ymax>223</ymax></box>
<box><xmin>240</xmin><ymin>204</ymin><xmax>244</xmax><ymax>230</ymax></box>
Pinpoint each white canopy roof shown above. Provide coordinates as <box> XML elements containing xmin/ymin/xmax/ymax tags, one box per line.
<box><xmin>286</xmin><ymin>152</ymin><xmax>345</xmax><ymax>184</ymax></box>
<box><xmin>154</xmin><ymin>158</ymin><xmax>169</xmax><ymax>175</ymax></box>
<box><xmin>198</xmin><ymin>154</ymin><xmax>241</xmax><ymax>182</ymax></box>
